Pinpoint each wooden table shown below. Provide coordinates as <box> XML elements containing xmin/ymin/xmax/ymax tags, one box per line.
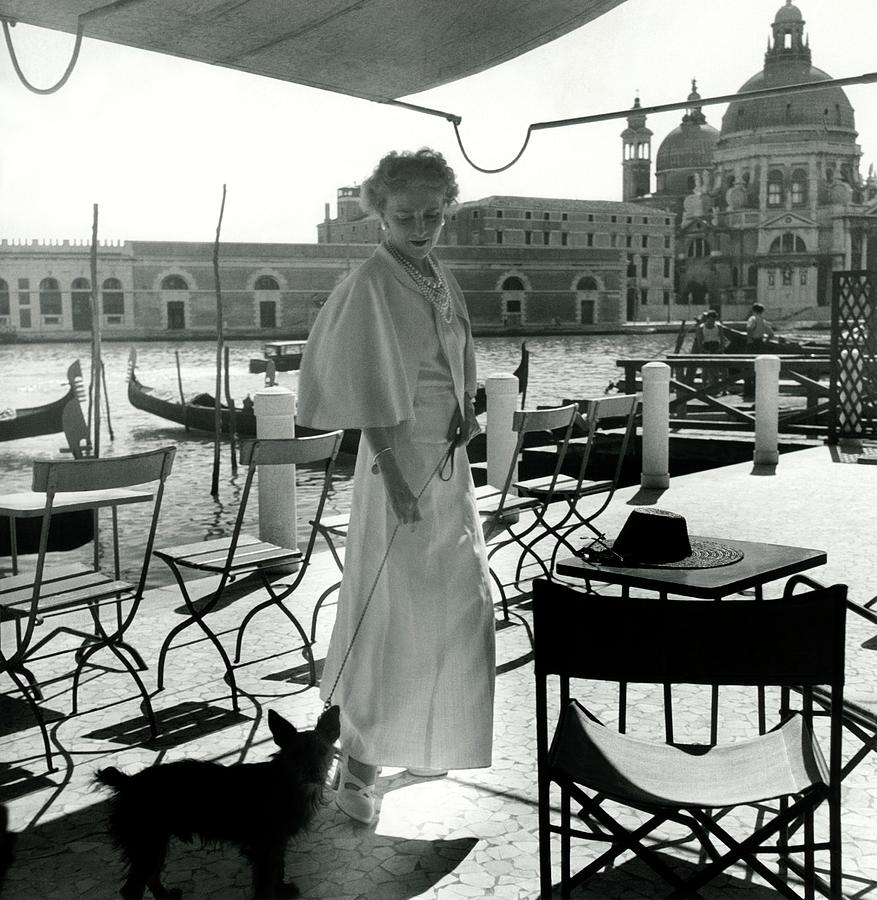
<box><xmin>556</xmin><ymin>537</ymin><xmax>827</xmax><ymax>739</ymax></box>
<box><xmin>556</xmin><ymin>536</ymin><xmax>826</xmax><ymax>601</ymax></box>
<box><xmin>0</xmin><ymin>488</ymin><xmax>153</xmax><ymax>575</ymax></box>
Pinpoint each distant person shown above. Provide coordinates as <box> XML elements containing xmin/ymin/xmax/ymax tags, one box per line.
<box><xmin>693</xmin><ymin>309</ymin><xmax>727</xmax><ymax>354</ymax></box>
<box><xmin>745</xmin><ymin>303</ymin><xmax>775</xmax><ymax>352</ymax></box>
<box><xmin>241</xmin><ymin>394</ymin><xmax>254</xmax><ymax>413</ymax></box>
<box><xmin>691</xmin><ymin>309</ymin><xmax>728</xmax><ymax>391</ymax></box>
<box><xmin>743</xmin><ymin>303</ymin><xmax>774</xmax><ymax>399</ymax></box>
<box><xmin>297</xmin><ymin>148</ymin><xmax>494</xmax><ymax>826</ymax></box>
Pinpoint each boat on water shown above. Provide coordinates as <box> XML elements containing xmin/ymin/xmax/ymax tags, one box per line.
<box><xmin>126</xmin><ymin>348</ymin><xmax>360</xmax><ymax>453</ymax></box>
<box><xmin>0</xmin><ymin>360</ymin><xmax>82</xmax><ymax>442</ymax></box>
<box><xmin>716</xmin><ymin>323</ymin><xmax>830</xmax><ymax>356</ymax></box>
<box><xmin>248</xmin><ymin>340</ymin><xmax>307</xmax><ymax>374</ymax></box>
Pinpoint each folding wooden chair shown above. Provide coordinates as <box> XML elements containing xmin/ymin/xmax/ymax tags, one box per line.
<box><xmin>478</xmin><ymin>404</ymin><xmax>578</xmax><ymax>617</ymax></box>
<box><xmin>534</xmin><ymin>578</ymin><xmax>847</xmax><ymax>899</ymax></box>
<box><xmin>0</xmin><ymin>446</ymin><xmax>176</xmax><ymax>771</ymax></box>
<box><xmin>154</xmin><ymin>431</ymin><xmax>343</xmax><ymax>711</ymax></box>
<box><xmin>514</xmin><ymin>394</ymin><xmax>637</xmax><ymax>579</ymax></box>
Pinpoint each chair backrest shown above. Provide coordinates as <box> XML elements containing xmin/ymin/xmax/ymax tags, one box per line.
<box><xmin>571</xmin><ymin>394</ymin><xmax>638</xmax><ymax>495</ymax></box>
<box><xmin>228</xmin><ymin>431</ymin><xmax>344</xmax><ymax>572</ymax></box>
<box><xmin>533</xmin><ymin>578</ymin><xmax>847</xmax><ymax>689</ymax></box>
<box><xmin>33</xmin><ymin>446</ymin><xmax>176</xmax><ymax>494</ymax></box>
<box><xmin>493</xmin><ymin>404</ymin><xmax>578</xmax><ymax>513</ymax></box>
<box><xmin>238</xmin><ymin>432</ymin><xmax>344</xmax><ymax>468</ymax></box>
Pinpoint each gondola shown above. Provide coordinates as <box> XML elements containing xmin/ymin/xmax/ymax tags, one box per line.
<box><xmin>126</xmin><ymin>348</ymin><xmax>361</xmax><ymax>454</ymax></box>
<box><xmin>716</xmin><ymin>324</ymin><xmax>830</xmax><ymax>356</ymax></box>
<box><xmin>248</xmin><ymin>340</ymin><xmax>306</xmax><ymax>374</ymax></box>
<box><xmin>0</xmin><ymin>361</ymin><xmax>82</xmax><ymax>442</ymax></box>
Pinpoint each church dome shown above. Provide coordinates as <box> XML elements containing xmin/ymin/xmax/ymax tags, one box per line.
<box><xmin>720</xmin><ymin>2</ymin><xmax>856</xmax><ymax>144</ymax></box>
<box><xmin>656</xmin><ymin>82</ymin><xmax>720</xmax><ymax>173</ymax></box>
<box><xmin>720</xmin><ymin>66</ymin><xmax>855</xmax><ymax>140</ymax></box>
<box><xmin>774</xmin><ymin>1</ymin><xmax>803</xmax><ymax>23</ymax></box>
<box><xmin>656</xmin><ymin>121</ymin><xmax>720</xmax><ymax>172</ymax></box>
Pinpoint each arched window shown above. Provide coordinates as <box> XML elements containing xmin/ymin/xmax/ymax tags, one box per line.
<box><xmin>255</xmin><ymin>275</ymin><xmax>279</xmax><ymax>291</ymax></box>
<box><xmin>161</xmin><ymin>274</ymin><xmax>188</xmax><ymax>291</ymax></box>
<box><xmin>39</xmin><ymin>277</ymin><xmax>62</xmax><ymax>320</ymax></box>
<box><xmin>501</xmin><ymin>276</ymin><xmax>525</xmax><ymax>291</ymax></box>
<box><xmin>790</xmin><ymin>169</ymin><xmax>808</xmax><ymax>205</ymax></box>
<box><xmin>767</xmin><ymin>170</ymin><xmax>784</xmax><ymax>206</ymax></box>
<box><xmin>577</xmin><ymin>276</ymin><xmax>599</xmax><ymax>291</ymax></box>
<box><xmin>102</xmin><ymin>277</ymin><xmax>124</xmax><ymax>319</ymax></box>
<box><xmin>0</xmin><ymin>278</ymin><xmax>9</xmax><ymax>318</ymax></box>
<box><xmin>769</xmin><ymin>232</ymin><xmax>806</xmax><ymax>254</ymax></box>
<box><xmin>687</xmin><ymin>238</ymin><xmax>711</xmax><ymax>258</ymax></box>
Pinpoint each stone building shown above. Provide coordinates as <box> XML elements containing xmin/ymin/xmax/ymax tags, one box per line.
<box><xmin>318</xmin><ymin>188</ymin><xmax>676</xmax><ymax>325</ymax></box>
<box><xmin>625</xmin><ymin>0</ymin><xmax>877</xmax><ymax>322</ymax></box>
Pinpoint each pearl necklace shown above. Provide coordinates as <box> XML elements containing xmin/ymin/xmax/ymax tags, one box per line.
<box><xmin>384</xmin><ymin>243</ymin><xmax>453</xmax><ymax>324</ymax></box>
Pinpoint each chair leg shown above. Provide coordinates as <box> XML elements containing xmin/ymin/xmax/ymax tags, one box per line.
<box><xmin>2</xmin><ymin>653</ymin><xmax>54</xmax><ymax>772</ymax></box>
<box><xmin>157</xmin><ymin>564</ymin><xmax>240</xmax><ymax>711</ymax></box>
<box><xmin>310</xmin><ymin>581</ymin><xmax>340</xmax><ymax>643</ymax></box>
<box><xmin>71</xmin><ymin>630</ymin><xmax>158</xmax><ymax>738</ymax></box>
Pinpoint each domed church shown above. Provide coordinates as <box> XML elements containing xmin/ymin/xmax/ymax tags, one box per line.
<box><xmin>624</xmin><ymin>0</ymin><xmax>877</xmax><ymax>321</ymax></box>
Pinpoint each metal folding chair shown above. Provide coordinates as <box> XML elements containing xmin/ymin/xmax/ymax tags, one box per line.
<box><xmin>477</xmin><ymin>403</ymin><xmax>578</xmax><ymax>617</ymax></box>
<box><xmin>153</xmin><ymin>432</ymin><xmax>343</xmax><ymax>711</ymax></box>
<box><xmin>534</xmin><ymin>577</ymin><xmax>847</xmax><ymax>899</ymax></box>
<box><xmin>0</xmin><ymin>446</ymin><xmax>176</xmax><ymax>771</ymax></box>
<box><xmin>514</xmin><ymin>394</ymin><xmax>637</xmax><ymax>580</ymax></box>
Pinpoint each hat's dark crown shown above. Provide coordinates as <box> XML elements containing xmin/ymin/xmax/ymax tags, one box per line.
<box><xmin>613</xmin><ymin>508</ymin><xmax>692</xmax><ymax>564</ymax></box>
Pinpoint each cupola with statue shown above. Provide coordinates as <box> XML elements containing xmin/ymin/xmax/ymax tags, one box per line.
<box><xmin>655</xmin><ymin>80</ymin><xmax>720</xmax><ymax>197</ymax></box>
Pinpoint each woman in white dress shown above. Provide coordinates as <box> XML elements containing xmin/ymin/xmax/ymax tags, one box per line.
<box><xmin>296</xmin><ymin>149</ymin><xmax>495</xmax><ymax>824</ymax></box>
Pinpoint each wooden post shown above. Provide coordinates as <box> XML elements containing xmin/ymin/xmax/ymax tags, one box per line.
<box><xmin>90</xmin><ymin>204</ymin><xmax>102</xmax><ymax>458</ymax></box>
<box><xmin>175</xmin><ymin>350</ymin><xmax>189</xmax><ymax>431</ymax></box>
<box><xmin>210</xmin><ymin>185</ymin><xmax>227</xmax><ymax>498</ymax></box>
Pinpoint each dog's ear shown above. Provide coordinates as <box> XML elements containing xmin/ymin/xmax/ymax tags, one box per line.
<box><xmin>316</xmin><ymin>705</ymin><xmax>341</xmax><ymax>742</ymax></box>
<box><xmin>267</xmin><ymin>709</ymin><xmax>298</xmax><ymax>747</ymax></box>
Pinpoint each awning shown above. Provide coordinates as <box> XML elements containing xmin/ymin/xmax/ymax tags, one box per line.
<box><xmin>0</xmin><ymin>0</ymin><xmax>629</xmax><ymax>102</ymax></box>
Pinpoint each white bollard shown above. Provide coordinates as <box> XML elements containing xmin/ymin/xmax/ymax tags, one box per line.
<box><xmin>754</xmin><ymin>355</ymin><xmax>781</xmax><ymax>466</ymax></box>
<box><xmin>486</xmin><ymin>374</ymin><xmax>519</xmax><ymax>491</ymax></box>
<box><xmin>641</xmin><ymin>361</ymin><xmax>670</xmax><ymax>489</ymax></box>
<box><xmin>253</xmin><ymin>386</ymin><xmax>300</xmax><ymax>568</ymax></box>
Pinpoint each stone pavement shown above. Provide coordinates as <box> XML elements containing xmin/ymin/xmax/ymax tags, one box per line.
<box><xmin>2</xmin><ymin>442</ymin><xmax>877</xmax><ymax>899</ymax></box>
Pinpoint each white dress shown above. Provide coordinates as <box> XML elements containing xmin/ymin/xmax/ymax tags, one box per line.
<box><xmin>318</xmin><ymin>277</ymin><xmax>495</xmax><ymax>770</ymax></box>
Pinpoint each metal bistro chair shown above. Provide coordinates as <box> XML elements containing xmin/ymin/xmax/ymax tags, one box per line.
<box><xmin>534</xmin><ymin>578</ymin><xmax>847</xmax><ymax>900</ymax></box>
<box><xmin>513</xmin><ymin>394</ymin><xmax>637</xmax><ymax>581</ymax></box>
<box><xmin>0</xmin><ymin>446</ymin><xmax>176</xmax><ymax>771</ymax></box>
<box><xmin>153</xmin><ymin>432</ymin><xmax>343</xmax><ymax>711</ymax></box>
<box><xmin>478</xmin><ymin>403</ymin><xmax>578</xmax><ymax>618</ymax></box>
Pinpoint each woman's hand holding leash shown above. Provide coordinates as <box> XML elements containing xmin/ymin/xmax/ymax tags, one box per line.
<box><xmin>374</xmin><ymin>449</ymin><xmax>421</xmax><ymax>526</ymax></box>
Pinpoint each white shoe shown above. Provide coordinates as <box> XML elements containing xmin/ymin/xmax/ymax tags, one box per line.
<box><xmin>335</xmin><ymin>759</ymin><xmax>376</xmax><ymax>824</ymax></box>
<box><xmin>407</xmin><ymin>766</ymin><xmax>448</xmax><ymax>778</ymax></box>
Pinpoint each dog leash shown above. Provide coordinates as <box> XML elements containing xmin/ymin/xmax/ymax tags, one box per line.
<box><xmin>323</xmin><ymin>438</ymin><xmax>457</xmax><ymax>710</ymax></box>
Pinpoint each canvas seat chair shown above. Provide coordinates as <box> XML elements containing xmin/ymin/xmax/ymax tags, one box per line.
<box><xmin>784</xmin><ymin>574</ymin><xmax>877</xmax><ymax>794</ymax></box>
<box><xmin>0</xmin><ymin>446</ymin><xmax>176</xmax><ymax>771</ymax></box>
<box><xmin>534</xmin><ymin>578</ymin><xmax>846</xmax><ymax>899</ymax></box>
<box><xmin>512</xmin><ymin>393</ymin><xmax>637</xmax><ymax>580</ymax></box>
<box><xmin>153</xmin><ymin>432</ymin><xmax>343</xmax><ymax>711</ymax></box>
<box><xmin>477</xmin><ymin>403</ymin><xmax>578</xmax><ymax>618</ymax></box>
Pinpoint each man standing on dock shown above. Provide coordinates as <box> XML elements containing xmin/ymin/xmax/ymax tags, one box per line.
<box><xmin>743</xmin><ymin>303</ymin><xmax>775</xmax><ymax>399</ymax></box>
<box><xmin>745</xmin><ymin>303</ymin><xmax>775</xmax><ymax>352</ymax></box>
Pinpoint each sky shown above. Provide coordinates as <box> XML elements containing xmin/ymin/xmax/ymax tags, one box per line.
<box><xmin>1</xmin><ymin>0</ymin><xmax>876</xmax><ymax>246</ymax></box>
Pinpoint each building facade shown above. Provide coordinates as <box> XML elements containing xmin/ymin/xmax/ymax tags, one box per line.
<box><xmin>625</xmin><ymin>0</ymin><xmax>877</xmax><ymax>322</ymax></box>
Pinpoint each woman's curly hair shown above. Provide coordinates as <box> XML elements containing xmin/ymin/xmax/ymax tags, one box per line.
<box><xmin>360</xmin><ymin>148</ymin><xmax>459</xmax><ymax>216</ymax></box>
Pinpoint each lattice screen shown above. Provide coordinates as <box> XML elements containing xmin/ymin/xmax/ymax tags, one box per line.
<box><xmin>831</xmin><ymin>271</ymin><xmax>877</xmax><ymax>440</ymax></box>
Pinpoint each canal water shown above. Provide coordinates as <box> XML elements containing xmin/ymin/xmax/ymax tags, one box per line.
<box><xmin>0</xmin><ymin>333</ymin><xmax>677</xmax><ymax>581</ymax></box>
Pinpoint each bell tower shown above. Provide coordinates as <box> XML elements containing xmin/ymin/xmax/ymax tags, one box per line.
<box><xmin>621</xmin><ymin>96</ymin><xmax>653</xmax><ymax>201</ymax></box>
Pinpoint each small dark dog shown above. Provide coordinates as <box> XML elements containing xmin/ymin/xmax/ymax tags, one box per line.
<box><xmin>96</xmin><ymin>706</ymin><xmax>340</xmax><ymax>900</ymax></box>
